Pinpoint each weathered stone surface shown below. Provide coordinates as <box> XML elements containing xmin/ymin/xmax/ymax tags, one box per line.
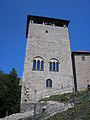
<box><xmin>20</xmin><ymin>16</ymin><xmax>73</xmax><ymax>112</ymax></box>
<box><xmin>0</xmin><ymin>111</ymin><xmax>33</xmax><ymax>120</ymax></box>
<box><xmin>74</xmin><ymin>55</ymin><xmax>90</xmax><ymax>91</ymax></box>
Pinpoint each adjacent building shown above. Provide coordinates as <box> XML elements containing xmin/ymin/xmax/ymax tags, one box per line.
<box><xmin>72</xmin><ymin>51</ymin><xmax>90</xmax><ymax>92</ymax></box>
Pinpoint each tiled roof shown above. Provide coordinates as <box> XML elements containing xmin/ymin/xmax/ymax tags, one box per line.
<box><xmin>76</xmin><ymin>50</ymin><xmax>88</xmax><ymax>52</ymax></box>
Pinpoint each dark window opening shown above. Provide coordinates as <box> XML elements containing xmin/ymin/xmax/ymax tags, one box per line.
<box><xmin>33</xmin><ymin>59</ymin><xmax>36</xmax><ymax>70</ymax></box>
<box><xmin>49</xmin><ymin>62</ymin><xmax>52</xmax><ymax>71</ymax></box>
<box><xmin>32</xmin><ymin>19</ymin><xmax>42</xmax><ymax>24</ymax></box>
<box><xmin>56</xmin><ymin>62</ymin><xmax>59</xmax><ymax>71</ymax></box>
<box><xmin>46</xmin><ymin>30</ymin><xmax>48</xmax><ymax>33</ymax></box>
<box><xmin>41</xmin><ymin>60</ymin><xmax>44</xmax><ymax>71</ymax></box>
<box><xmin>46</xmin><ymin>79</ymin><xmax>52</xmax><ymax>88</ymax></box>
<box><xmin>82</xmin><ymin>56</ymin><xmax>85</xmax><ymax>61</ymax></box>
<box><xmin>37</xmin><ymin>60</ymin><xmax>40</xmax><ymax>70</ymax></box>
<box><xmin>53</xmin><ymin>62</ymin><xmax>55</xmax><ymax>71</ymax></box>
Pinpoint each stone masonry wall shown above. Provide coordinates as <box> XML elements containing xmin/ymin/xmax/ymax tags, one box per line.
<box><xmin>74</xmin><ymin>55</ymin><xmax>90</xmax><ymax>91</ymax></box>
<box><xmin>20</xmin><ymin>22</ymin><xmax>73</xmax><ymax>112</ymax></box>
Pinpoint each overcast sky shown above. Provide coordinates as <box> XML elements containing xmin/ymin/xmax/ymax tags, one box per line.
<box><xmin>0</xmin><ymin>0</ymin><xmax>90</xmax><ymax>77</ymax></box>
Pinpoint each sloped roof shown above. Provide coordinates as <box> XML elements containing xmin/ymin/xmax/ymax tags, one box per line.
<box><xmin>72</xmin><ymin>50</ymin><xmax>90</xmax><ymax>56</ymax></box>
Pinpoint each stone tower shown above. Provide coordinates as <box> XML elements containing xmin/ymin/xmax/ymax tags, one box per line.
<box><xmin>72</xmin><ymin>51</ymin><xmax>90</xmax><ymax>92</ymax></box>
<box><xmin>20</xmin><ymin>15</ymin><xmax>73</xmax><ymax>112</ymax></box>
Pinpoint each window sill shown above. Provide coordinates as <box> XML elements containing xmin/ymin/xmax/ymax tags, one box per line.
<box><xmin>32</xmin><ymin>69</ymin><xmax>44</xmax><ymax>71</ymax></box>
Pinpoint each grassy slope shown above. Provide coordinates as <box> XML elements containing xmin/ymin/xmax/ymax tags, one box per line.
<box><xmin>46</xmin><ymin>90</ymin><xmax>90</xmax><ymax>120</ymax></box>
<box><xmin>21</xmin><ymin>90</ymin><xmax>90</xmax><ymax>120</ymax></box>
<box><xmin>47</xmin><ymin>100</ymin><xmax>90</xmax><ymax>120</ymax></box>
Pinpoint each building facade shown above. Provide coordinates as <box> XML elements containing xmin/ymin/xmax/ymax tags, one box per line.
<box><xmin>72</xmin><ymin>51</ymin><xmax>90</xmax><ymax>92</ymax></box>
<box><xmin>20</xmin><ymin>15</ymin><xmax>73</xmax><ymax>112</ymax></box>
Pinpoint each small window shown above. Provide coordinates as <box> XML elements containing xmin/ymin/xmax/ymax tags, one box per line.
<box><xmin>56</xmin><ymin>62</ymin><xmax>59</xmax><ymax>72</ymax></box>
<box><xmin>33</xmin><ymin>59</ymin><xmax>36</xmax><ymax>70</ymax></box>
<box><xmin>33</xmin><ymin>57</ymin><xmax>44</xmax><ymax>71</ymax></box>
<box><xmin>53</xmin><ymin>62</ymin><xmax>55</xmax><ymax>71</ymax></box>
<box><xmin>49</xmin><ymin>62</ymin><xmax>52</xmax><ymax>71</ymax></box>
<box><xmin>41</xmin><ymin>60</ymin><xmax>44</xmax><ymax>71</ymax></box>
<box><xmin>82</xmin><ymin>56</ymin><xmax>85</xmax><ymax>61</ymax></box>
<box><xmin>37</xmin><ymin>60</ymin><xmax>40</xmax><ymax>70</ymax></box>
<box><xmin>49</xmin><ymin>58</ymin><xmax>59</xmax><ymax>72</ymax></box>
<box><xmin>46</xmin><ymin>79</ymin><xmax>52</xmax><ymax>88</ymax></box>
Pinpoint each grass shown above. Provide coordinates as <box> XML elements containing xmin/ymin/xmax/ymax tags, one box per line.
<box><xmin>39</xmin><ymin>90</ymin><xmax>89</xmax><ymax>103</ymax></box>
<box><xmin>39</xmin><ymin>93</ymin><xmax>73</xmax><ymax>102</ymax></box>
<box><xmin>47</xmin><ymin>100</ymin><xmax>90</xmax><ymax>120</ymax></box>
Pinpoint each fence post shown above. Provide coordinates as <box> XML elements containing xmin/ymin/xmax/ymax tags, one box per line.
<box><xmin>33</xmin><ymin>89</ymin><xmax>37</xmax><ymax>120</ymax></box>
<box><xmin>73</xmin><ymin>87</ymin><xmax>76</xmax><ymax>107</ymax></box>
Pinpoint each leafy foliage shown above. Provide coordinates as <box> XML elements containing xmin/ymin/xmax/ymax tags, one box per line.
<box><xmin>0</xmin><ymin>68</ymin><xmax>21</xmax><ymax>118</ymax></box>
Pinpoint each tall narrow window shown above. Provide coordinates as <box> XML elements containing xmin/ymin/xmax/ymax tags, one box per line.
<box><xmin>49</xmin><ymin>62</ymin><xmax>52</xmax><ymax>71</ymax></box>
<box><xmin>46</xmin><ymin>79</ymin><xmax>52</xmax><ymax>88</ymax></box>
<box><xmin>33</xmin><ymin>59</ymin><xmax>36</xmax><ymax>70</ymax></box>
<box><xmin>53</xmin><ymin>62</ymin><xmax>55</xmax><ymax>71</ymax></box>
<box><xmin>82</xmin><ymin>56</ymin><xmax>85</xmax><ymax>61</ymax></box>
<box><xmin>41</xmin><ymin>60</ymin><xmax>44</xmax><ymax>71</ymax></box>
<box><xmin>37</xmin><ymin>60</ymin><xmax>40</xmax><ymax>70</ymax></box>
<box><xmin>56</xmin><ymin>62</ymin><xmax>59</xmax><ymax>71</ymax></box>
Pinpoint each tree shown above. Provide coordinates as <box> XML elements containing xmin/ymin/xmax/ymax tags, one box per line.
<box><xmin>0</xmin><ymin>68</ymin><xmax>21</xmax><ymax>118</ymax></box>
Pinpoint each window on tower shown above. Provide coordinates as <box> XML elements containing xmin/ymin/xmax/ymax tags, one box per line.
<box><xmin>53</xmin><ymin>62</ymin><xmax>55</xmax><ymax>71</ymax></box>
<box><xmin>46</xmin><ymin>79</ymin><xmax>52</xmax><ymax>88</ymax></box>
<box><xmin>41</xmin><ymin>60</ymin><xmax>44</xmax><ymax>71</ymax></box>
<box><xmin>33</xmin><ymin>59</ymin><xmax>36</xmax><ymax>70</ymax></box>
<box><xmin>56</xmin><ymin>62</ymin><xmax>59</xmax><ymax>71</ymax></box>
<box><xmin>49</xmin><ymin>62</ymin><xmax>52</xmax><ymax>71</ymax></box>
<box><xmin>49</xmin><ymin>58</ymin><xmax>59</xmax><ymax>72</ymax></box>
<box><xmin>33</xmin><ymin>56</ymin><xmax>44</xmax><ymax>71</ymax></box>
<box><xmin>37</xmin><ymin>60</ymin><xmax>40</xmax><ymax>70</ymax></box>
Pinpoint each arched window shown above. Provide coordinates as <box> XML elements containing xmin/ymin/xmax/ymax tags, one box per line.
<box><xmin>53</xmin><ymin>62</ymin><xmax>55</xmax><ymax>71</ymax></box>
<box><xmin>41</xmin><ymin>60</ymin><xmax>44</xmax><ymax>71</ymax></box>
<box><xmin>49</xmin><ymin>58</ymin><xmax>59</xmax><ymax>72</ymax></box>
<box><xmin>33</xmin><ymin>59</ymin><xmax>36</xmax><ymax>70</ymax></box>
<box><xmin>46</xmin><ymin>79</ymin><xmax>52</xmax><ymax>88</ymax></box>
<box><xmin>56</xmin><ymin>62</ymin><xmax>59</xmax><ymax>71</ymax></box>
<box><xmin>32</xmin><ymin>56</ymin><xmax>44</xmax><ymax>71</ymax></box>
<box><xmin>37</xmin><ymin>60</ymin><xmax>40</xmax><ymax>70</ymax></box>
<box><xmin>49</xmin><ymin>62</ymin><xmax>52</xmax><ymax>71</ymax></box>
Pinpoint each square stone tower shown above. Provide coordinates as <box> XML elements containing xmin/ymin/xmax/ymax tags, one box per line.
<box><xmin>20</xmin><ymin>15</ymin><xmax>73</xmax><ymax>112</ymax></box>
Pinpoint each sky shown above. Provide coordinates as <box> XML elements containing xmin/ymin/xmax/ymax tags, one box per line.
<box><xmin>0</xmin><ymin>0</ymin><xmax>90</xmax><ymax>77</ymax></box>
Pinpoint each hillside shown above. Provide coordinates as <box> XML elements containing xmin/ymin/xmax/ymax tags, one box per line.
<box><xmin>22</xmin><ymin>90</ymin><xmax>90</xmax><ymax>120</ymax></box>
<box><xmin>0</xmin><ymin>90</ymin><xmax>89</xmax><ymax>120</ymax></box>
<box><xmin>47</xmin><ymin>99</ymin><xmax>90</xmax><ymax>120</ymax></box>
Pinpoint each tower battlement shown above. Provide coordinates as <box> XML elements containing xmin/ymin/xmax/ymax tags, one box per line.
<box><xmin>26</xmin><ymin>15</ymin><xmax>70</xmax><ymax>38</ymax></box>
